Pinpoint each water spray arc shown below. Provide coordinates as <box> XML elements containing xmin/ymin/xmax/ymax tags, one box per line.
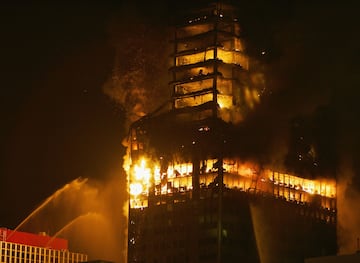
<box><xmin>8</xmin><ymin>177</ymin><xmax>88</xmax><ymax>239</ymax></box>
<box><xmin>46</xmin><ymin>212</ymin><xmax>103</xmax><ymax>247</ymax></box>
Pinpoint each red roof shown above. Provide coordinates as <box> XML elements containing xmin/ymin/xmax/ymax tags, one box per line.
<box><xmin>0</xmin><ymin>228</ymin><xmax>68</xmax><ymax>250</ymax></box>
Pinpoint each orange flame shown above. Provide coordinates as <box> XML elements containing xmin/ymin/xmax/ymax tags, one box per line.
<box><xmin>127</xmin><ymin>156</ymin><xmax>336</xmax><ymax>209</ymax></box>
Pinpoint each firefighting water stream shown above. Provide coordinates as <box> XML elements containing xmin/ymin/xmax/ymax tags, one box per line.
<box><xmin>46</xmin><ymin>212</ymin><xmax>101</xmax><ymax>247</ymax></box>
<box><xmin>10</xmin><ymin>176</ymin><xmax>126</xmax><ymax>262</ymax></box>
<box><xmin>9</xmin><ymin>177</ymin><xmax>88</xmax><ymax>238</ymax></box>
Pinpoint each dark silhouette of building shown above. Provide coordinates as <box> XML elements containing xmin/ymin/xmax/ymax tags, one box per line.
<box><xmin>126</xmin><ymin>2</ymin><xmax>337</xmax><ymax>263</ymax></box>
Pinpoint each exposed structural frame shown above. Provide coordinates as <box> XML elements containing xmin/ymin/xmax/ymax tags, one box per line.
<box><xmin>169</xmin><ymin>2</ymin><xmax>252</xmax><ymax>123</ymax></box>
<box><xmin>126</xmin><ymin>2</ymin><xmax>337</xmax><ymax>263</ymax></box>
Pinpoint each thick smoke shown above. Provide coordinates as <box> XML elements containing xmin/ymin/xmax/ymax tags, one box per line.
<box><xmin>337</xmin><ymin>156</ymin><xmax>360</xmax><ymax>254</ymax></box>
<box><xmin>234</xmin><ymin>2</ymin><xmax>352</xmax><ymax>174</ymax></box>
<box><xmin>254</xmin><ymin>1</ymin><xmax>360</xmax><ymax>253</ymax></box>
<box><xmin>240</xmin><ymin>2</ymin><xmax>360</xmax><ymax>251</ymax></box>
<box><xmin>336</xmin><ymin>76</ymin><xmax>360</xmax><ymax>254</ymax></box>
<box><xmin>102</xmin><ymin>2</ymin><xmax>172</xmax><ymax>130</ymax></box>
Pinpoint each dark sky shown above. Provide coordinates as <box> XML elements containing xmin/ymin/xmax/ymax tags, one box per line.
<box><xmin>0</xmin><ymin>0</ymin><xmax>359</xmax><ymax>260</ymax></box>
<box><xmin>0</xmin><ymin>1</ymin><xmax>127</xmax><ymax>228</ymax></box>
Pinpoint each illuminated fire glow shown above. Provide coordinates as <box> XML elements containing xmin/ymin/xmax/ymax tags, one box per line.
<box><xmin>128</xmin><ymin>157</ymin><xmax>336</xmax><ymax>210</ymax></box>
<box><xmin>127</xmin><ymin>8</ymin><xmax>333</xmax><ymax>214</ymax></box>
<box><xmin>173</xmin><ymin>22</ymin><xmax>261</xmax><ymax>124</ymax></box>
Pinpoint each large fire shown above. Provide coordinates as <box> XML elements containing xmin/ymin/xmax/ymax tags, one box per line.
<box><xmin>126</xmin><ymin>6</ymin><xmax>333</xmax><ymax>213</ymax></box>
<box><xmin>128</xmin><ymin>156</ymin><xmax>336</xmax><ymax>210</ymax></box>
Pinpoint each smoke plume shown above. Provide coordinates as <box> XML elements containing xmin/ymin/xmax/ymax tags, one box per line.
<box><xmin>102</xmin><ymin>3</ymin><xmax>172</xmax><ymax>130</ymax></box>
<box><xmin>337</xmin><ymin>158</ymin><xmax>360</xmax><ymax>254</ymax></box>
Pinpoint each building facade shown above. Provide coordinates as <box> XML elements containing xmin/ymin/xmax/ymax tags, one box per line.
<box><xmin>0</xmin><ymin>228</ymin><xmax>87</xmax><ymax>263</ymax></box>
<box><xmin>127</xmin><ymin>2</ymin><xmax>337</xmax><ymax>263</ymax></box>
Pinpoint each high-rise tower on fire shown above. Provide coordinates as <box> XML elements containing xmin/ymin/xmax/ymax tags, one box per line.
<box><xmin>126</xmin><ymin>2</ymin><xmax>337</xmax><ymax>263</ymax></box>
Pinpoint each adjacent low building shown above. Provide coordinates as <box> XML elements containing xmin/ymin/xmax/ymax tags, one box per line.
<box><xmin>0</xmin><ymin>228</ymin><xmax>87</xmax><ymax>263</ymax></box>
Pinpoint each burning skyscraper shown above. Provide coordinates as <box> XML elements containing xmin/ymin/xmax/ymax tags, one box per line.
<box><xmin>125</xmin><ymin>2</ymin><xmax>337</xmax><ymax>263</ymax></box>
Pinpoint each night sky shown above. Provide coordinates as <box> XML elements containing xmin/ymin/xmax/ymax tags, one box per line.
<box><xmin>0</xmin><ymin>0</ymin><xmax>126</xmax><ymax>227</ymax></box>
<box><xmin>0</xmin><ymin>0</ymin><xmax>359</xmax><ymax>261</ymax></box>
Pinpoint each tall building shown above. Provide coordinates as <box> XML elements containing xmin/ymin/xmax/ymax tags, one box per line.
<box><xmin>0</xmin><ymin>228</ymin><xmax>87</xmax><ymax>263</ymax></box>
<box><xmin>126</xmin><ymin>2</ymin><xmax>337</xmax><ymax>263</ymax></box>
